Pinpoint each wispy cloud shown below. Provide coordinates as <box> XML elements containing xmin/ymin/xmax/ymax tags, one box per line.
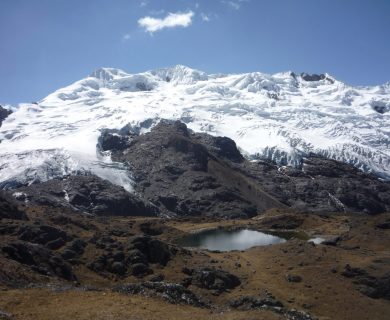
<box><xmin>139</xmin><ymin>0</ymin><xmax>148</xmax><ymax>7</ymax></box>
<box><xmin>138</xmin><ymin>11</ymin><xmax>194</xmax><ymax>33</ymax></box>
<box><xmin>201</xmin><ymin>13</ymin><xmax>210</xmax><ymax>22</ymax></box>
<box><xmin>148</xmin><ymin>9</ymin><xmax>165</xmax><ymax>16</ymax></box>
<box><xmin>226</xmin><ymin>1</ymin><xmax>240</xmax><ymax>10</ymax></box>
<box><xmin>122</xmin><ymin>34</ymin><xmax>131</xmax><ymax>41</ymax></box>
<box><xmin>221</xmin><ymin>0</ymin><xmax>250</xmax><ymax>10</ymax></box>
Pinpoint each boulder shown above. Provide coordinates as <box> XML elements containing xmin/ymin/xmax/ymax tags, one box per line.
<box><xmin>127</xmin><ymin>235</ymin><xmax>174</xmax><ymax>266</ymax></box>
<box><xmin>130</xmin><ymin>263</ymin><xmax>151</xmax><ymax>277</ymax></box>
<box><xmin>285</xmin><ymin>274</ymin><xmax>303</xmax><ymax>283</ymax></box>
<box><xmin>187</xmin><ymin>267</ymin><xmax>241</xmax><ymax>292</ymax></box>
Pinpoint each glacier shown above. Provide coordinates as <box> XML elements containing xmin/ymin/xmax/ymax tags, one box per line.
<box><xmin>0</xmin><ymin>65</ymin><xmax>389</xmax><ymax>190</ymax></box>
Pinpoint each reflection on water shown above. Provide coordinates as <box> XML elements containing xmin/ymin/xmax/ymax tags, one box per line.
<box><xmin>178</xmin><ymin>228</ymin><xmax>287</xmax><ymax>251</ymax></box>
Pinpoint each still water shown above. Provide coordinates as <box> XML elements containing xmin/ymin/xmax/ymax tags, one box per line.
<box><xmin>178</xmin><ymin>228</ymin><xmax>287</xmax><ymax>251</ymax></box>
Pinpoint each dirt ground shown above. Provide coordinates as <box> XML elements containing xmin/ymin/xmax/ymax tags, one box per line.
<box><xmin>1</xmin><ymin>208</ymin><xmax>389</xmax><ymax>320</ymax></box>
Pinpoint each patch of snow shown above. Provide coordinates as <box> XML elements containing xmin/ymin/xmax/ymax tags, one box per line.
<box><xmin>63</xmin><ymin>189</ymin><xmax>70</xmax><ymax>202</ymax></box>
<box><xmin>308</xmin><ymin>237</ymin><xmax>325</xmax><ymax>244</ymax></box>
<box><xmin>328</xmin><ymin>192</ymin><xmax>346</xmax><ymax>212</ymax></box>
<box><xmin>12</xmin><ymin>191</ymin><xmax>28</xmax><ymax>203</ymax></box>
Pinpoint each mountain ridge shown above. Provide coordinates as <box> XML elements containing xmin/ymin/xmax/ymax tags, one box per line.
<box><xmin>0</xmin><ymin>65</ymin><xmax>389</xmax><ymax>190</ymax></box>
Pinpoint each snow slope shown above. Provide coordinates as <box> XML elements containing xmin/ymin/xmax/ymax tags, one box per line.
<box><xmin>0</xmin><ymin>65</ymin><xmax>389</xmax><ymax>190</ymax></box>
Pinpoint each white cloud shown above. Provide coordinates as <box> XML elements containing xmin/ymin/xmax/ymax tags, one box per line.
<box><xmin>139</xmin><ymin>1</ymin><xmax>148</xmax><ymax>7</ymax></box>
<box><xmin>138</xmin><ymin>11</ymin><xmax>194</xmax><ymax>33</ymax></box>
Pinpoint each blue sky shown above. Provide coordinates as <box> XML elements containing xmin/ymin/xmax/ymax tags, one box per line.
<box><xmin>1</xmin><ymin>0</ymin><xmax>389</xmax><ymax>104</ymax></box>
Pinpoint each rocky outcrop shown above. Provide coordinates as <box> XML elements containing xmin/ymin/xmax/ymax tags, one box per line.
<box><xmin>229</xmin><ymin>293</ymin><xmax>316</xmax><ymax>320</ymax></box>
<box><xmin>88</xmin><ymin>235</ymin><xmax>180</xmax><ymax>277</ymax></box>
<box><xmin>0</xmin><ymin>106</ymin><xmax>11</xmax><ymax>127</ymax></box>
<box><xmin>300</xmin><ymin>72</ymin><xmax>335</xmax><ymax>83</ymax></box>
<box><xmin>17</xmin><ymin>224</ymin><xmax>69</xmax><ymax>250</ymax></box>
<box><xmin>229</xmin><ymin>294</ymin><xmax>283</xmax><ymax>310</ymax></box>
<box><xmin>0</xmin><ymin>191</ymin><xmax>27</xmax><ymax>220</ymax></box>
<box><xmin>341</xmin><ymin>264</ymin><xmax>390</xmax><ymax>299</ymax></box>
<box><xmin>61</xmin><ymin>239</ymin><xmax>87</xmax><ymax>262</ymax></box>
<box><xmin>115</xmin><ymin>281</ymin><xmax>208</xmax><ymax>307</ymax></box>
<box><xmin>13</xmin><ymin>175</ymin><xmax>158</xmax><ymax>217</ymax></box>
<box><xmin>2</xmin><ymin>241</ymin><xmax>76</xmax><ymax>281</ymax></box>
<box><xmin>182</xmin><ymin>267</ymin><xmax>240</xmax><ymax>293</ymax></box>
<box><xmin>301</xmin><ymin>73</ymin><xmax>326</xmax><ymax>82</ymax></box>
<box><xmin>109</xmin><ymin>120</ymin><xmax>284</xmax><ymax>218</ymax></box>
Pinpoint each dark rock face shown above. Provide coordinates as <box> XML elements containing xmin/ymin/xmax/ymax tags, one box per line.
<box><xmin>115</xmin><ymin>281</ymin><xmax>207</xmax><ymax>307</ymax></box>
<box><xmin>370</xmin><ymin>101</ymin><xmax>389</xmax><ymax>114</ymax></box>
<box><xmin>301</xmin><ymin>73</ymin><xmax>326</xmax><ymax>82</ymax></box>
<box><xmin>102</xmin><ymin>120</ymin><xmax>390</xmax><ymax>216</ymax></box>
<box><xmin>14</xmin><ymin>175</ymin><xmax>158</xmax><ymax>217</ymax></box>
<box><xmin>111</xmin><ymin>120</ymin><xmax>284</xmax><ymax>218</ymax></box>
<box><xmin>184</xmin><ymin>267</ymin><xmax>240</xmax><ymax>292</ymax></box>
<box><xmin>0</xmin><ymin>106</ymin><xmax>12</xmax><ymax>127</ymax></box>
<box><xmin>301</xmin><ymin>72</ymin><xmax>335</xmax><ymax>84</ymax></box>
<box><xmin>2</xmin><ymin>242</ymin><xmax>76</xmax><ymax>281</ymax></box>
<box><xmin>98</xmin><ymin>131</ymin><xmax>133</xmax><ymax>153</ymax></box>
<box><xmin>0</xmin><ymin>191</ymin><xmax>28</xmax><ymax>220</ymax></box>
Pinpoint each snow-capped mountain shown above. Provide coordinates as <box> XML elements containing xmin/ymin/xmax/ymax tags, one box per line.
<box><xmin>0</xmin><ymin>65</ymin><xmax>389</xmax><ymax>190</ymax></box>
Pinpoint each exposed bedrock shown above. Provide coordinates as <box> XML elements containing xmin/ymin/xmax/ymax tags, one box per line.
<box><xmin>13</xmin><ymin>175</ymin><xmax>159</xmax><ymax>217</ymax></box>
<box><xmin>104</xmin><ymin>120</ymin><xmax>390</xmax><ymax>216</ymax></box>
<box><xmin>0</xmin><ymin>105</ymin><xmax>12</xmax><ymax>128</ymax></box>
